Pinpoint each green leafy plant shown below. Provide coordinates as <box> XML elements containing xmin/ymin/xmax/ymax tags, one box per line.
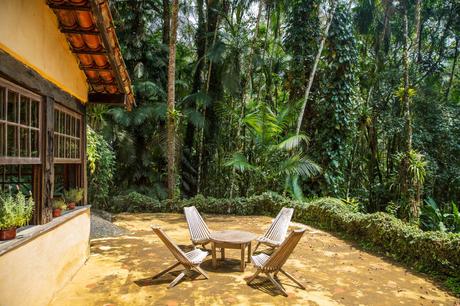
<box><xmin>52</xmin><ymin>199</ymin><xmax>67</xmax><ymax>210</ymax></box>
<box><xmin>420</xmin><ymin>197</ymin><xmax>460</xmax><ymax>233</ymax></box>
<box><xmin>63</xmin><ymin>188</ymin><xmax>84</xmax><ymax>204</ymax></box>
<box><xmin>0</xmin><ymin>191</ymin><xmax>34</xmax><ymax>230</ymax></box>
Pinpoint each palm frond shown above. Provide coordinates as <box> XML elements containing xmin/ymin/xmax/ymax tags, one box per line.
<box><xmin>280</xmin><ymin>154</ymin><xmax>322</xmax><ymax>178</ymax></box>
<box><xmin>277</xmin><ymin>134</ymin><xmax>310</xmax><ymax>151</ymax></box>
<box><xmin>224</xmin><ymin>153</ymin><xmax>256</xmax><ymax>172</ymax></box>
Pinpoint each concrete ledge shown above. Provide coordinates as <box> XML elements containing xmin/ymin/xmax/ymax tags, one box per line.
<box><xmin>0</xmin><ymin>206</ymin><xmax>90</xmax><ymax>306</ymax></box>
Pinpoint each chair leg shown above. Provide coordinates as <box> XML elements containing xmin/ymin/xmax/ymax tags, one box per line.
<box><xmin>194</xmin><ymin>266</ymin><xmax>209</xmax><ymax>279</ymax></box>
<box><xmin>267</xmin><ymin>273</ymin><xmax>288</xmax><ymax>296</ymax></box>
<box><xmin>280</xmin><ymin>269</ymin><xmax>305</xmax><ymax>289</ymax></box>
<box><xmin>152</xmin><ymin>262</ymin><xmax>181</xmax><ymax>279</ymax></box>
<box><xmin>168</xmin><ymin>270</ymin><xmax>187</xmax><ymax>288</ymax></box>
<box><xmin>246</xmin><ymin>270</ymin><xmax>260</xmax><ymax>284</ymax></box>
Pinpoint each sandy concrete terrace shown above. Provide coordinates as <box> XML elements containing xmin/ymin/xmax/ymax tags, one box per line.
<box><xmin>51</xmin><ymin>213</ymin><xmax>459</xmax><ymax>306</ymax></box>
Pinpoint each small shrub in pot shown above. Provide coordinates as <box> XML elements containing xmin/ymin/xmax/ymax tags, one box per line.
<box><xmin>63</xmin><ymin>188</ymin><xmax>84</xmax><ymax>210</ymax></box>
<box><xmin>0</xmin><ymin>191</ymin><xmax>34</xmax><ymax>240</ymax></box>
<box><xmin>52</xmin><ymin>199</ymin><xmax>66</xmax><ymax>218</ymax></box>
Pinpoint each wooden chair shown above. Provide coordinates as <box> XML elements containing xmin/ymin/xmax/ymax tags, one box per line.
<box><xmin>253</xmin><ymin>207</ymin><xmax>294</xmax><ymax>252</ymax></box>
<box><xmin>246</xmin><ymin>228</ymin><xmax>306</xmax><ymax>296</ymax></box>
<box><xmin>151</xmin><ymin>225</ymin><xmax>209</xmax><ymax>288</ymax></box>
<box><xmin>184</xmin><ymin>206</ymin><xmax>212</xmax><ymax>248</ymax></box>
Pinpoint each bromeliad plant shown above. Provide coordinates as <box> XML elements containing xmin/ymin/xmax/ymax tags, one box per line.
<box><xmin>63</xmin><ymin>188</ymin><xmax>84</xmax><ymax>210</ymax></box>
<box><xmin>0</xmin><ymin>191</ymin><xmax>34</xmax><ymax>240</ymax></box>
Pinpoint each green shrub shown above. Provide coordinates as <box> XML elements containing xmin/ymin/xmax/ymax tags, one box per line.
<box><xmin>87</xmin><ymin>126</ymin><xmax>115</xmax><ymax>210</ymax></box>
<box><xmin>111</xmin><ymin>192</ymin><xmax>162</xmax><ymax>213</ymax></box>
<box><xmin>64</xmin><ymin>188</ymin><xmax>84</xmax><ymax>203</ymax></box>
<box><xmin>0</xmin><ymin>191</ymin><xmax>34</xmax><ymax>229</ymax></box>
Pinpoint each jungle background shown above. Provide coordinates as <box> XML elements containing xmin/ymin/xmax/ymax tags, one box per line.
<box><xmin>87</xmin><ymin>0</ymin><xmax>460</xmax><ymax>232</ymax></box>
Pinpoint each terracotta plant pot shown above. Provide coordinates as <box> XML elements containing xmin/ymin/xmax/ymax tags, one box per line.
<box><xmin>67</xmin><ymin>202</ymin><xmax>76</xmax><ymax>210</ymax></box>
<box><xmin>0</xmin><ymin>228</ymin><xmax>17</xmax><ymax>241</ymax></box>
<box><xmin>52</xmin><ymin>208</ymin><xmax>62</xmax><ymax>218</ymax></box>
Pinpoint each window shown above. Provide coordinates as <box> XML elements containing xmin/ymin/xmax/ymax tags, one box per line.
<box><xmin>0</xmin><ymin>78</ymin><xmax>41</xmax><ymax>163</ymax></box>
<box><xmin>0</xmin><ymin>165</ymin><xmax>33</xmax><ymax>193</ymax></box>
<box><xmin>54</xmin><ymin>104</ymin><xmax>82</xmax><ymax>163</ymax></box>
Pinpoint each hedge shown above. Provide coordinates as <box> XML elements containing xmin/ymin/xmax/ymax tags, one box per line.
<box><xmin>110</xmin><ymin>192</ymin><xmax>460</xmax><ymax>281</ymax></box>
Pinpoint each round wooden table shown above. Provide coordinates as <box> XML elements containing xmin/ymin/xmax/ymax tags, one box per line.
<box><xmin>210</xmin><ymin>230</ymin><xmax>257</xmax><ymax>272</ymax></box>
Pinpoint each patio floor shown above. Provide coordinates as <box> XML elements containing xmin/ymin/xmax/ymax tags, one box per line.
<box><xmin>50</xmin><ymin>213</ymin><xmax>459</xmax><ymax>306</ymax></box>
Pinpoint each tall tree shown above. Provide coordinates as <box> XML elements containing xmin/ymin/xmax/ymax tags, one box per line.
<box><xmin>167</xmin><ymin>0</ymin><xmax>180</xmax><ymax>199</ymax></box>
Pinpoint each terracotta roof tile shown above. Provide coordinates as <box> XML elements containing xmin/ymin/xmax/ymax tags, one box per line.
<box><xmin>47</xmin><ymin>0</ymin><xmax>135</xmax><ymax>108</ymax></box>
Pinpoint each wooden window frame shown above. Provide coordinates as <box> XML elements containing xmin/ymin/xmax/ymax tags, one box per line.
<box><xmin>53</xmin><ymin>103</ymin><xmax>82</xmax><ymax>164</ymax></box>
<box><xmin>0</xmin><ymin>77</ymin><xmax>42</xmax><ymax>165</ymax></box>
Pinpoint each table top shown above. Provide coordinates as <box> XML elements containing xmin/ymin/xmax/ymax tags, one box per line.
<box><xmin>210</xmin><ymin>230</ymin><xmax>257</xmax><ymax>244</ymax></box>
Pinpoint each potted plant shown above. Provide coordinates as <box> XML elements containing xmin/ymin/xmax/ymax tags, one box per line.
<box><xmin>52</xmin><ymin>199</ymin><xmax>66</xmax><ymax>218</ymax></box>
<box><xmin>0</xmin><ymin>191</ymin><xmax>34</xmax><ymax>241</ymax></box>
<box><xmin>63</xmin><ymin>188</ymin><xmax>84</xmax><ymax>210</ymax></box>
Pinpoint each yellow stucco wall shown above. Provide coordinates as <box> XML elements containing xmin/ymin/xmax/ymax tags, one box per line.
<box><xmin>0</xmin><ymin>210</ymin><xmax>90</xmax><ymax>306</ymax></box>
<box><xmin>0</xmin><ymin>0</ymin><xmax>88</xmax><ymax>102</ymax></box>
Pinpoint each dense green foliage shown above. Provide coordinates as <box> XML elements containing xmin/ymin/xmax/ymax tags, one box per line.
<box><xmin>87</xmin><ymin>126</ymin><xmax>115</xmax><ymax>209</ymax></box>
<box><xmin>86</xmin><ymin>1</ymin><xmax>459</xmax><ymax>230</ymax></box>
<box><xmin>0</xmin><ymin>192</ymin><xmax>34</xmax><ymax>230</ymax></box>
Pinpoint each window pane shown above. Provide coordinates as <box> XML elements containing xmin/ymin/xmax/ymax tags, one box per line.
<box><xmin>20</xmin><ymin>96</ymin><xmax>29</xmax><ymax>125</ymax></box>
<box><xmin>0</xmin><ymin>87</ymin><xmax>5</xmax><ymax>120</ymax></box>
<box><xmin>60</xmin><ymin>112</ymin><xmax>64</xmax><ymax>133</ymax></box>
<box><xmin>65</xmin><ymin>114</ymin><xmax>70</xmax><ymax>135</ymax></box>
<box><xmin>66</xmin><ymin>137</ymin><xmax>71</xmax><ymax>158</ymax></box>
<box><xmin>20</xmin><ymin>128</ymin><xmax>29</xmax><ymax>157</ymax></box>
<box><xmin>7</xmin><ymin>124</ymin><xmax>18</xmax><ymax>156</ymax></box>
<box><xmin>59</xmin><ymin>136</ymin><xmax>64</xmax><ymax>157</ymax></box>
<box><xmin>7</xmin><ymin>90</ymin><xmax>18</xmax><ymax>123</ymax></box>
<box><xmin>31</xmin><ymin>129</ymin><xmax>39</xmax><ymax>157</ymax></box>
<box><xmin>76</xmin><ymin>119</ymin><xmax>80</xmax><ymax>137</ymax></box>
<box><xmin>0</xmin><ymin>123</ymin><xmax>4</xmax><ymax>156</ymax></box>
<box><xmin>31</xmin><ymin>100</ymin><xmax>39</xmax><ymax>128</ymax></box>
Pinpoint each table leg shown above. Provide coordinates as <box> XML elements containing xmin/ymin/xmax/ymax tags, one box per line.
<box><xmin>240</xmin><ymin>244</ymin><xmax>245</xmax><ymax>272</ymax></box>
<box><xmin>221</xmin><ymin>248</ymin><xmax>225</xmax><ymax>260</ymax></box>
<box><xmin>247</xmin><ymin>242</ymin><xmax>251</xmax><ymax>263</ymax></box>
<box><xmin>212</xmin><ymin>242</ymin><xmax>217</xmax><ymax>269</ymax></box>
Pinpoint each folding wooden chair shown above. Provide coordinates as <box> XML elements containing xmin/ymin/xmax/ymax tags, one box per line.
<box><xmin>151</xmin><ymin>225</ymin><xmax>209</xmax><ymax>288</ymax></box>
<box><xmin>184</xmin><ymin>206</ymin><xmax>212</xmax><ymax>248</ymax></box>
<box><xmin>253</xmin><ymin>207</ymin><xmax>294</xmax><ymax>252</ymax></box>
<box><xmin>247</xmin><ymin>228</ymin><xmax>306</xmax><ymax>296</ymax></box>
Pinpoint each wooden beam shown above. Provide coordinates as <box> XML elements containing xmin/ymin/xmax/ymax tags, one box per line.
<box><xmin>80</xmin><ymin>65</ymin><xmax>112</xmax><ymax>71</ymax></box>
<box><xmin>0</xmin><ymin>50</ymin><xmax>85</xmax><ymax>114</ymax></box>
<box><xmin>71</xmin><ymin>49</ymin><xmax>106</xmax><ymax>55</ymax></box>
<box><xmin>87</xmin><ymin>80</ymin><xmax>117</xmax><ymax>86</ymax></box>
<box><xmin>88</xmin><ymin>93</ymin><xmax>126</xmax><ymax>104</ymax></box>
<box><xmin>47</xmin><ymin>3</ymin><xmax>91</xmax><ymax>11</ymax></box>
<box><xmin>89</xmin><ymin>0</ymin><xmax>125</xmax><ymax>93</ymax></box>
<box><xmin>81</xmin><ymin>109</ymin><xmax>88</xmax><ymax>205</ymax></box>
<box><xmin>60</xmin><ymin>28</ymin><xmax>99</xmax><ymax>35</ymax></box>
<box><xmin>40</xmin><ymin>97</ymin><xmax>55</xmax><ymax>225</ymax></box>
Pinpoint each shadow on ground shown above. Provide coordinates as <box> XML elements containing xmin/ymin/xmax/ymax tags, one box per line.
<box><xmin>50</xmin><ymin>213</ymin><xmax>459</xmax><ymax>306</ymax></box>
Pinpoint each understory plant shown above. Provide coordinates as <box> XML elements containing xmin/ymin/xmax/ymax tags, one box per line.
<box><xmin>420</xmin><ymin>197</ymin><xmax>460</xmax><ymax>233</ymax></box>
<box><xmin>64</xmin><ymin>188</ymin><xmax>84</xmax><ymax>204</ymax></box>
<box><xmin>52</xmin><ymin>199</ymin><xmax>67</xmax><ymax>211</ymax></box>
<box><xmin>0</xmin><ymin>191</ymin><xmax>34</xmax><ymax>230</ymax></box>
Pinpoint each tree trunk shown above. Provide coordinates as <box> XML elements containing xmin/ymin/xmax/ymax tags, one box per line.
<box><xmin>167</xmin><ymin>0</ymin><xmax>179</xmax><ymax>199</ymax></box>
<box><xmin>399</xmin><ymin>0</ymin><xmax>415</xmax><ymax>218</ymax></box>
<box><xmin>445</xmin><ymin>37</ymin><xmax>459</xmax><ymax>100</ymax></box>
<box><xmin>296</xmin><ymin>0</ymin><xmax>337</xmax><ymax>135</ymax></box>
<box><xmin>415</xmin><ymin>0</ymin><xmax>422</xmax><ymax>62</ymax></box>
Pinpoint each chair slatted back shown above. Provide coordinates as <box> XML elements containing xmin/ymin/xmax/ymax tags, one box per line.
<box><xmin>262</xmin><ymin>228</ymin><xmax>306</xmax><ymax>272</ymax></box>
<box><xmin>151</xmin><ymin>226</ymin><xmax>192</xmax><ymax>267</ymax></box>
<box><xmin>184</xmin><ymin>206</ymin><xmax>211</xmax><ymax>244</ymax></box>
<box><xmin>263</xmin><ymin>207</ymin><xmax>294</xmax><ymax>244</ymax></box>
